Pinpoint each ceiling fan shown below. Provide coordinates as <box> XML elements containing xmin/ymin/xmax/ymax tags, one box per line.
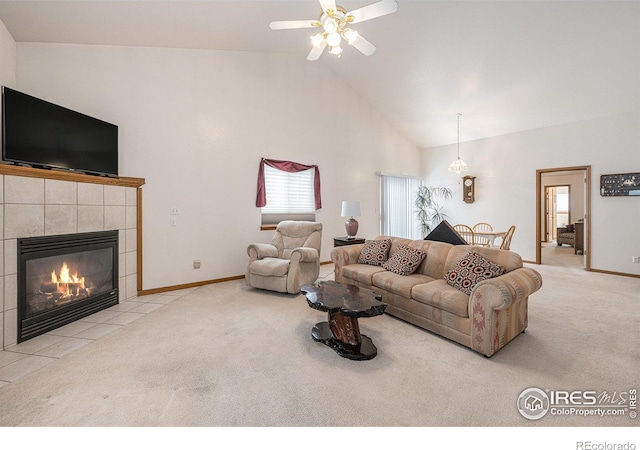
<box><xmin>269</xmin><ymin>0</ymin><xmax>398</xmax><ymax>61</ymax></box>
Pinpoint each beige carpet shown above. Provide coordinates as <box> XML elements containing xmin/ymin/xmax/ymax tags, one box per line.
<box><xmin>0</xmin><ymin>263</ymin><xmax>638</xmax><ymax>429</ymax></box>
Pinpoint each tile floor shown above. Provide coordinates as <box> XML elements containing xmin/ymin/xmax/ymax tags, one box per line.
<box><xmin>0</xmin><ymin>288</ymin><xmax>196</xmax><ymax>389</ymax></box>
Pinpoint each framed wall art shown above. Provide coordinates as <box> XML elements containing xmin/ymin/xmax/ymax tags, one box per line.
<box><xmin>600</xmin><ymin>173</ymin><xmax>640</xmax><ymax>196</ymax></box>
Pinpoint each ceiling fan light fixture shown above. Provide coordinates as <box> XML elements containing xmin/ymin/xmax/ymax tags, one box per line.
<box><xmin>342</xmin><ymin>28</ymin><xmax>358</xmax><ymax>45</ymax></box>
<box><xmin>270</xmin><ymin>0</ymin><xmax>398</xmax><ymax>60</ymax></box>
<box><xmin>311</xmin><ymin>33</ymin><xmax>325</xmax><ymax>48</ymax></box>
<box><xmin>323</xmin><ymin>17</ymin><xmax>339</xmax><ymax>33</ymax></box>
<box><xmin>326</xmin><ymin>32</ymin><xmax>341</xmax><ymax>47</ymax></box>
<box><xmin>329</xmin><ymin>44</ymin><xmax>343</xmax><ymax>56</ymax></box>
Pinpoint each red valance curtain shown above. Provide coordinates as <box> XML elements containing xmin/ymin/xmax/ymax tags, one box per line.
<box><xmin>256</xmin><ymin>158</ymin><xmax>322</xmax><ymax>210</ymax></box>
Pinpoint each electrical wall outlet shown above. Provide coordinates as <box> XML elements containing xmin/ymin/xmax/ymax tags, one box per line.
<box><xmin>632</xmin><ymin>256</ymin><xmax>640</xmax><ymax>264</ymax></box>
<box><xmin>170</xmin><ymin>206</ymin><xmax>180</xmax><ymax>215</ymax></box>
<box><xmin>193</xmin><ymin>260</ymin><xmax>201</xmax><ymax>269</ymax></box>
<box><xmin>170</xmin><ymin>217</ymin><xmax>177</xmax><ymax>227</ymax></box>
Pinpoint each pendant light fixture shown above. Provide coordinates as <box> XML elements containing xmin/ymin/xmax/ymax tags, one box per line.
<box><xmin>448</xmin><ymin>113</ymin><xmax>469</xmax><ymax>174</ymax></box>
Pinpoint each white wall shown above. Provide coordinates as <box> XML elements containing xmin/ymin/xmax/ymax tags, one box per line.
<box><xmin>16</xmin><ymin>43</ymin><xmax>421</xmax><ymax>290</ymax></box>
<box><xmin>422</xmin><ymin>111</ymin><xmax>640</xmax><ymax>275</ymax></box>
<box><xmin>0</xmin><ymin>19</ymin><xmax>15</xmax><ymax>89</ymax></box>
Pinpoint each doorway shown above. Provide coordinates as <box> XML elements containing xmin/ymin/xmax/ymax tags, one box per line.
<box><xmin>544</xmin><ymin>185</ymin><xmax>570</xmax><ymax>242</ymax></box>
<box><xmin>536</xmin><ymin>166</ymin><xmax>591</xmax><ymax>270</ymax></box>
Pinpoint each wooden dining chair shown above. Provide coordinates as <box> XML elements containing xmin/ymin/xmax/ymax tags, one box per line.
<box><xmin>453</xmin><ymin>224</ymin><xmax>474</xmax><ymax>245</ymax></box>
<box><xmin>472</xmin><ymin>222</ymin><xmax>494</xmax><ymax>247</ymax></box>
<box><xmin>500</xmin><ymin>225</ymin><xmax>516</xmax><ymax>250</ymax></box>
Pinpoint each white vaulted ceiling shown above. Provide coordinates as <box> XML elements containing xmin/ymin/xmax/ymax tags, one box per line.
<box><xmin>0</xmin><ymin>0</ymin><xmax>638</xmax><ymax>149</ymax></box>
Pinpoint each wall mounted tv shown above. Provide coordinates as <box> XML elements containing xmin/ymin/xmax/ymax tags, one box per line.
<box><xmin>2</xmin><ymin>86</ymin><xmax>118</xmax><ymax>177</ymax></box>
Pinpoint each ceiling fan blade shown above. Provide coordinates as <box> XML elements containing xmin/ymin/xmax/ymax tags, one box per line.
<box><xmin>347</xmin><ymin>0</ymin><xmax>398</xmax><ymax>24</ymax></box>
<box><xmin>269</xmin><ymin>20</ymin><xmax>319</xmax><ymax>30</ymax></box>
<box><xmin>307</xmin><ymin>41</ymin><xmax>328</xmax><ymax>61</ymax></box>
<box><xmin>319</xmin><ymin>0</ymin><xmax>337</xmax><ymax>14</ymax></box>
<box><xmin>350</xmin><ymin>34</ymin><xmax>377</xmax><ymax>56</ymax></box>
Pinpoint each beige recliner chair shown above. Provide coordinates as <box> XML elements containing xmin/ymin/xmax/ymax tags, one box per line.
<box><xmin>246</xmin><ymin>221</ymin><xmax>322</xmax><ymax>294</ymax></box>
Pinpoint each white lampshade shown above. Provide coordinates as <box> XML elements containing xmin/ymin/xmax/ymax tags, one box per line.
<box><xmin>341</xmin><ymin>201</ymin><xmax>361</xmax><ymax>217</ymax></box>
<box><xmin>326</xmin><ymin>32</ymin><xmax>341</xmax><ymax>47</ymax></box>
<box><xmin>448</xmin><ymin>157</ymin><xmax>469</xmax><ymax>174</ymax></box>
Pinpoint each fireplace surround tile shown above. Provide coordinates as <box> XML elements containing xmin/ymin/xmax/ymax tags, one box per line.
<box><xmin>104</xmin><ymin>185</ymin><xmax>126</xmax><ymax>206</ymax></box>
<box><xmin>125</xmin><ymin>251</ymin><xmax>137</xmax><ymax>276</ymax></box>
<box><xmin>126</xmin><ymin>187</ymin><xmax>137</xmax><ymax>206</ymax></box>
<box><xmin>78</xmin><ymin>205</ymin><xmax>105</xmax><ymax>232</ymax></box>
<box><xmin>45</xmin><ymin>179</ymin><xmax>78</xmax><ymax>205</ymax></box>
<box><xmin>126</xmin><ymin>205</ymin><xmax>137</xmax><ymax>229</ymax></box>
<box><xmin>104</xmin><ymin>205</ymin><xmax>126</xmax><ymax>230</ymax></box>
<box><xmin>45</xmin><ymin>204</ymin><xmax>78</xmax><ymax>235</ymax></box>
<box><xmin>4</xmin><ymin>175</ymin><xmax>44</xmax><ymax>204</ymax></box>
<box><xmin>125</xmin><ymin>229</ymin><xmax>137</xmax><ymax>252</ymax></box>
<box><xmin>3</xmin><ymin>240</ymin><xmax>16</xmax><ymax>276</ymax></box>
<box><xmin>125</xmin><ymin>274</ymin><xmax>137</xmax><ymax>300</ymax></box>
<box><xmin>3</xmin><ymin>275</ymin><xmax>16</xmax><ymax>310</ymax></box>
<box><xmin>78</xmin><ymin>183</ymin><xmax>104</xmax><ymax>205</ymax></box>
<box><xmin>4</xmin><ymin>309</ymin><xmax>16</xmax><ymax>348</ymax></box>
<box><xmin>4</xmin><ymin>204</ymin><xmax>45</xmax><ymax>239</ymax></box>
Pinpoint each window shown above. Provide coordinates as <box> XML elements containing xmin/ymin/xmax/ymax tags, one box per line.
<box><xmin>256</xmin><ymin>158</ymin><xmax>321</xmax><ymax>228</ymax></box>
<box><xmin>379</xmin><ymin>174</ymin><xmax>422</xmax><ymax>239</ymax></box>
<box><xmin>261</xmin><ymin>165</ymin><xmax>316</xmax><ymax>226</ymax></box>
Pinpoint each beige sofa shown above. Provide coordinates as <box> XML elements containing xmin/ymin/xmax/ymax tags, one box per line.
<box><xmin>330</xmin><ymin>236</ymin><xmax>543</xmax><ymax>357</ymax></box>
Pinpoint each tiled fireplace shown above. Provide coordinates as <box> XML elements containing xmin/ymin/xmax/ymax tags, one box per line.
<box><xmin>1</xmin><ymin>167</ymin><xmax>144</xmax><ymax>350</ymax></box>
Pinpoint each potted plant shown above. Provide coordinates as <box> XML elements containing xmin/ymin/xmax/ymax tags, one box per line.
<box><xmin>414</xmin><ymin>185</ymin><xmax>453</xmax><ymax>236</ymax></box>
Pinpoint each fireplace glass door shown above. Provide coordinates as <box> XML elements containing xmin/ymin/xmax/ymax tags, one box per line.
<box><xmin>18</xmin><ymin>231</ymin><xmax>119</xmax><ymax>342</ymax></box>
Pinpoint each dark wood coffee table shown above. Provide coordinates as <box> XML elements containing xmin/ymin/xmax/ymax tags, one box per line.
<box><xmin>301</xmin><ymin>281</ymin><xmax>387</xmax><ymax>360</ymax></box>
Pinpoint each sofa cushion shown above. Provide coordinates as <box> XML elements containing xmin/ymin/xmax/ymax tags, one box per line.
<box><xmin>444</xmin><ymin>251</ymin><xmax>506</xmax><ymax>295</ymax></box>
<box><xmin>342</xmin><ymin>264</ymin><xmax>386</xmax><ymax>285</ymax></box>
<box><xmin>372</xmin><ymin>271</ymin><xmax>434</xmax><ymax>299</ymax></box>
<box><xmin>411</xmin><ymin>279</ymin><xmax>470</xmax><ymax>318</ymax></box>
<box><xmin>358</xmin><ymin>239</ymin><xmax>392</xmax><ymax>266</ymax></box>
<box><xmin>382</xmin><ymin>244</ymin><xmax>426</xmax><ymax>275</ymax></box>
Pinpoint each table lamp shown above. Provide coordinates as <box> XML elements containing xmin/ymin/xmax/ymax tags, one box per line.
<box><xmin>341</xmin><ymin>201</ymin><xmax>361</xmax><ymax>239</ymax></box>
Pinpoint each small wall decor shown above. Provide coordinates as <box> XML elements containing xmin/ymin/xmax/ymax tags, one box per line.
<box><xmin>600</xmin><ymin>173</ymin><xmax>640</xmax><ymax>196</ymax></box>
<box><xmin>462</xmin><ymin>176</ymin><xmax>475</xmax><ymax>203</ymax></box>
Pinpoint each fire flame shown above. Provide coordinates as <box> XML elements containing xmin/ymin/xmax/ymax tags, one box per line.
<box><xmin>51</xmin><ymin>262</ymin><xmax>85</xmax><ymax>296</ymax></box>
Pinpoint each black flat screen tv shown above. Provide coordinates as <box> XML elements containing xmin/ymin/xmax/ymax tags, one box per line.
<box><xmin>2</xmin><ymin>86</ymin><xmax>118</xmax><ymax>176</ymax></box>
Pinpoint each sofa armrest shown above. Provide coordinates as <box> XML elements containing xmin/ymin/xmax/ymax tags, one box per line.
<box><xmin>330</xmin><ymin>244</ymin><xmax>365</xmax><ymax>281</ymax></box>
<box><xmin>247</xmin><ymin>243</ymin><xmax>279</xmax><ymax>262</ymax></box>
<box><xmin>470</xmin><ymin>267</ymin><xmax>543</xmax><ymax>311</ymax></box>
<box><xmin>291</xmin><ymin>247</ymin><xmax>319</xmax><ymax>263</ymax></box>
<box><xmin>469</xmin><ymin>267</ymin><xmax>543</xmax><ymax>357</ymax></box>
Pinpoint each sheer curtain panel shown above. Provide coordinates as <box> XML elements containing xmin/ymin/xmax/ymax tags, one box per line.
<box><xmin>379</xmin><ymin>174</ymin><xmax>422</xmax><ymax>239</ymax></box>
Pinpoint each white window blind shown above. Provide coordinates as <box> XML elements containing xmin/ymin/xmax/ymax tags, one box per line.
<box><xmin>262</xmin><ymin>165</ymin><xmax>315</xmax><ymax>224</ymax></box>
<box><xmin>380</xmin><ymin>174</ymin><xmax>422</xmax><ymax>239</ymax></box>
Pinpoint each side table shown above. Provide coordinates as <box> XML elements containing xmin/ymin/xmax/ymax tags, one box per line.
<box><xmin>333</xmin><ymin>237</ymin><xmax>365</xmax><ymax>247</ymax></box>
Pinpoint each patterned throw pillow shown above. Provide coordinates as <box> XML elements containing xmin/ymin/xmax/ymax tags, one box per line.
<box><xmin>382</xmin><ymin>244</ymin><xmax>426</xmax><ymax>275</ymax></box>
<box><xmin>358</xmin><ymin>239</ymin><xmax>392</xmax><ymax>266</ymax></box>
<box><xmin>444</xmin><ymin>251</ymin><xmax>506</xmax><ymax>295</ymax></box>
